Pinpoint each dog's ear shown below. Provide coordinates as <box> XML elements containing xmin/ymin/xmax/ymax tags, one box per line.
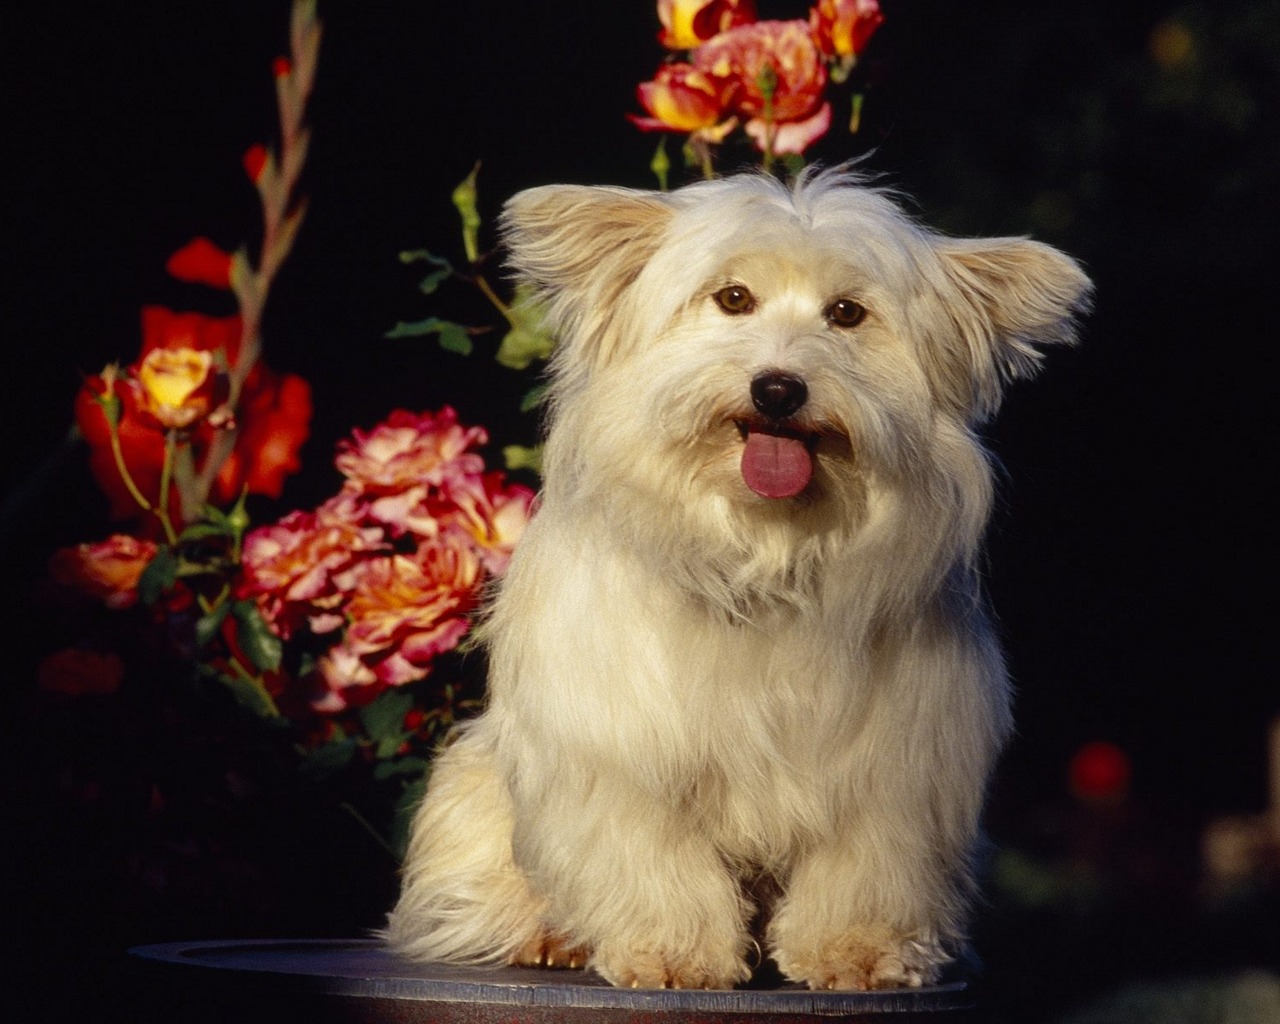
<box><xmin>500</xmin><ymin>185</ymin><xmax>673</xmax><ymax>368</ymax></box>
<box><xmin>930</xmin><ymin>237</ymin><xmax>1093</xmax><ymax>422</ymax></box>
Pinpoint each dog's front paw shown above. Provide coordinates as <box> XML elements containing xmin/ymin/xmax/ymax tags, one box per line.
<box><xmin>775</xmin><ymin>924</ymin><xmax>945</xmax><ymax>991</ymax></box>
<box><xmin>509</xmin><ymin>930</ymin><xmax>591</xmax><ymax>970</ymax></box>
<box><xmin>592</xmin><ymin>944</ymin><xmax>750</xmax><ymax>990</ymax></box>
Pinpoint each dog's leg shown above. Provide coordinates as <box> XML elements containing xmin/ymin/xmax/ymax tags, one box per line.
<box><xmin>767</xmin><ymin>835</ymin><xmax>958</xmax><ymax>990</ymax></box>
<box><xmin>510</xmin><ymin>776</ymin><xmax>754</xmax><ymax>989</ymax></box>
<box><xmin>768</xmin><ymin>620</ymin><xmax>1006</xmax><ymax>991</ymax></box>
<box><xmin>382</xmin><ymin>724</ymin><xmax>566</xmax><ymax>966</ymax></box>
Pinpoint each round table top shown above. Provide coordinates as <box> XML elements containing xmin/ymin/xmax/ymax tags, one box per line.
<box><xmin>129</xmin><ymin>938</ymin><xmax>976</xmax><ymax>1022</ymax></box>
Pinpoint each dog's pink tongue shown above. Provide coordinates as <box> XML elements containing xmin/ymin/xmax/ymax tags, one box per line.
<box><xmin>741</xmin><ymin>431</ymin><xmax>813</xmax><ymax>499</ymax></box>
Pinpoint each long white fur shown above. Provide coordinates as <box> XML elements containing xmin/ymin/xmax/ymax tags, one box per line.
<box><xmin>383</xmin><ymin>167</ymin><xmax>1091</xmax><ymax>990</ymax></box>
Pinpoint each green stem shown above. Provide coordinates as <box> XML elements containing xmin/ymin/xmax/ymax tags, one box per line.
<box><xmin>105</xmin><ymin>414</ymin><xmax>155</xmax><ymax>516</ymax></box>
<box><xmin>155</xmin><ymin>433</ymin><xmax>180</xmax><ymax>545</ymax></box>
<box><xmin>475</xmin><ymin>273</ymin><xmax>514</xmax><ymax>324</ymax></box>
<box><xmin>338</xmin><ymin>801</ymin><xmax>398</xmax><ymax>860</ymax></box>
<box><xmin>226</xmin><ymin>656</ymin><xmax>282</xmax><ymax>718</ymax></box>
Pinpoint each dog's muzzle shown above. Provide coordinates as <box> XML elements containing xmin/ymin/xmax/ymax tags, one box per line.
<box><xmin>750</xmin><ymin>371</ymin><xmax>808</xmax><ymax>420</ymax></box>
<box><xmin>738</xmin><ymin>371</ymin><xmax>815</xmax><ymax>500</ymax></box>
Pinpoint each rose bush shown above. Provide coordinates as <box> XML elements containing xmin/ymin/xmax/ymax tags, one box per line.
<box><xmin>631</xmin><ymin>0</ymin><xmax>882</xmax><ymax>174</ymax></box>
<box><xmin>39</xmin><ymin>0</ymin><xmax>884</xmax><ymax>863</ymax></box>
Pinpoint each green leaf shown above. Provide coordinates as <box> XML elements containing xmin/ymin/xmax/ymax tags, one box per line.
<box><xmin>195</xmin><ymin>600</ymin><xmax>232</xmax><ymax>649</ymax></box>
<box><xmin>398</xmin><ymin>248</ymin><xmax>440</xmax><ymax>264</ymax></box>
<box><xmin>650</xmin><ymin>137</ymin><xmax>671</xmax><ymax>192</ymax></box>
<box><xmin>373</xmin><ymin>755</ymin><xmax>430</xmax><ymax>782</ymax></box>
<box><xmin>418</xmin><ymin>266</ymin><xmax>452</xmax><ymax>296</ymax></box>
<box><xmin>359</xmin><ymin>690</ymin><xmax>414</xmax><ymax>744</ymax></box>
<box><xmin>219</xmin><ymin>673</ymin><xmax>280</xmax><ymax>719</ymax></box>
<box><xmin>452</xmin><ymin>162</ymin><xmax>483</xmax><ymax>264</ymax></box>
<box><xmin>396</xmin><ymin>249</ymin><xmax>455</xmax><ymax>295</ymax></box>
<box><xmin>138</xmin><ymin>546</ymin><xmax>178</xmax><ymax>606</ymax></box>
<box><xmin>495</xmin><ymin>287</ymin><xmax>555</xmax><ymax>370</ymax></box>
<box><xmin>386</xmin><ymin>315</ymin><xmax>454</xmax><ymax>339</ymax></box>
<box><xmin>230</xmin><ymin>599</ymin><xmax>283</xmax><ymax>672</ymax></box>
<box><xmin>178</xmin><ymin>521</ymin><xmax>231</xmax><ymax>543</ymax></box>
<box><xmin>503</xmin><ymin>444</ymin><xmax>543</xmax><ymax>474</ymax></box>
<box><xmin>519</xmin><ymin>384</ymin><xmax>548</xmax><ymax>413</ymax></box>
<box><xmin>298</xmin><ymin>738</ymin><xmax>358</xmax><ymax>782</ymax></box>
<box><xmin>436</xmin><ymin>322</ymin><xmax>474</xmax><ymax>355</ymax></box>
<box><xmin>385</xmin><ymin>316</ymin><xmax>473</xmax><ymax>355</ymax></box>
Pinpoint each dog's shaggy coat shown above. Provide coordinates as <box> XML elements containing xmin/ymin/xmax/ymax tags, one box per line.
<box><xmin>383</xmin><ymin>168</ymin><xmax>1091</xmax><ymax>990</ymax></box>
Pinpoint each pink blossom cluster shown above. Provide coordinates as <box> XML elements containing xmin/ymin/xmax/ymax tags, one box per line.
<box><xmin>631</xmin><ymin>0</ymin><xmax>883</xmax><ymax>156</ymax></box>
<box><xmin>238</xmin><ymin>407</ymin><xmax>535</xmax><ymax>712</ymax></box>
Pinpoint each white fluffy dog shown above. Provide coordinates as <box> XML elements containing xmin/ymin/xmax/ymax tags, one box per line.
<box><xmin>384</xmin><ymin>167</ymin><xmax>1091</xmax><ymax>991</ymax></box>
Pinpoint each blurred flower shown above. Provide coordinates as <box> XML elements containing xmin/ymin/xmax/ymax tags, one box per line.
<box><xmin>132</xmin><ymin>347</ymin><xmax>221</xmax><ymax>431</ymax></box>
<box><xmin>316</xmin><ymin>541</ymin><xmax>482</xmax><ymax>710</ymax></box>
<box><xmin>165</xmin><ymin>236</ymin><xmax>235</xmax><ymax>289</ymax></box>
<box><xmin>138</xmin><ymin>305</ymin><xmax>242</xmax><ymax>363</ymax></box>
<box><xmin>742</xmin><ymin>100</ymin><xmax>831</xmax><ymax>154</ymax></box>
<box><xmin>631</xmin><ymin>63</ymin><xmax>738</xmax><ymax>137</ymax></box>
<box><xmin>657</xmin><ymin>0</ymin><xmax>756</xmax><ymax>50</ymax></box>
<box><xmin>76</xmin><ymin>307</ymin><xmax>311</xmax><ymax>521</ymax></box>
<box><xmin>698</xmin><ymin>19</ymin><xmax>827</xmax><ymax>124</ymax></box>
<box><xmin>337</xmin><ymin>406</ymin><xmax>487</xmax><ymax>495</ymax></box>
<box><xmin>809</xmin><ymin>0</ymin><xmax>883</xmax><ymax>60</ymax></box>
<box><xmin>37</xmin><ymin>648</ymin><xmax>126</xmax><ymax>696</ymax></box>
<box><xmin>335</xmin><ymin>406</ymin><xmax>487</xmax><ymax>538</ymax></box>
<box><xmin>239</xmin><ymin>496</ymin><xmax>385</xmax><ymax>640</ymax></box>
<box><xmin>243</xmin><ymin>143</ymin><xmax>270</xmax><ymax>184</ymax></box>
<box><xmin>438</xmin><ymin>472</ymin><xmax>537</xmax><ymax>576</ymax></box>
<box><xmin>50</xmin><ymin>534</ymin><xmax>159</xmax><ymax>609</ymax></box>
<box><xmin>1069</xmin><ymin>741</ymin><xmax>1132</xmax><ymax>804</ymax></box>
<box><xmin>211</xmin><ymin>365</ymin><xmax>312</xmax><ymax>502</ymax></box>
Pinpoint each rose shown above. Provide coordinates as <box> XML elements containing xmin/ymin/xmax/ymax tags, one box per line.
<box><xmin>314</xmin><ymin>540</ymin><xmax>482</xmax><ymax>711</ymax></box>
<box><xmin>49</xmin><ymin>533</ymin><xmax>159</xmax><ymax>610</ymax></box>
<box><xmin>165</xmin><ymin>236</ymin><xmax>235</xmax><ymax>289</ymax></box>
<box><xmin>239</xmin><ymin>495</ymin><xmax>387</xmax><ymax>640</ymax></box>
<box><xmin>697</xmin><ymin>19</ymin><xmax>827</xmax><ymax>123</ymax></box>
<box><xmin>334</xmin><ymin>406</ymin><xmax>489</xmax><ymax>539</ymax></box>
<box><xmin>632</xmin><ymin>18</ymin><xmax>833</xmax><ymax>155</ymax></box>
<box><xmin>436</xmin><ymin>471</ymin><xmax>537</xmax><ymax>576</ymax></box>
<box><xmin>809</xmin><ymin>0</ymin><xmax>884</xmax><ymax>60</ymax></box>
<box><xmin>210</xmin><ymin>363</ymin><xmax>312</xmax><ymax>501</ymax></box>
<box><xmin>657</xmin><ymin>0</ymin><xmax>756</xmax><ymax>50</ymax></box>
<box><xmin>76</xmin><ymin>307</ymin><xmax>311</xmax><ymax>521</ymax></box>
<box><xmin>630</xmin><ymin>62</ymin><xmax>737</xmax><ymax>136</ymax></box>
<box><xmin>132</xmin><ymin>347</ymin><xmax>221</xmax><ymax>431</ymax></box>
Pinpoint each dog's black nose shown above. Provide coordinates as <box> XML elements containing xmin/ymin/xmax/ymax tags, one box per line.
<box><xmin>750</xmin><ymin>371</ymin><xmax>808</xmax><ymax>420</ymax></box>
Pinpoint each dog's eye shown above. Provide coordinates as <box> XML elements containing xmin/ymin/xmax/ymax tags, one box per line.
<box><xmin>826</xmin><ymin>298</ymin><xmax>867</xmax><ymax>329</ymax></box>
<box><xmin>713</xmin><ymin>285</ymin><xmax>755</xmax><ymax>315</ymax></box>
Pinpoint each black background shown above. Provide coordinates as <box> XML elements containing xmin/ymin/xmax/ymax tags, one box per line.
<box><xmin>3</xmin><ymin>2</ymin><xmax>1277</xmax><ymax>1021</ymax></box>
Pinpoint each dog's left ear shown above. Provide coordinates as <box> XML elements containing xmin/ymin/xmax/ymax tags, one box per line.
<box><xmin>930</xmin><ymin>237</ymin><xmax>1093</xmax><ymax>422</ymax></box>
<box><xmin>501</xmin><ymin>185</ymin><xmax>674</xmax><ymax>370</ymax></box>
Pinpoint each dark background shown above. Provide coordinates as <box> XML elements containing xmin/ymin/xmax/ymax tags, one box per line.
<box><xmin>3</xmin><ymin>2</ymin><xmax>1277</xmax><ymax>1022</ymax></box>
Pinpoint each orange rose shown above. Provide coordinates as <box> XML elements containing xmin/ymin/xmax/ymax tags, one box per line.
<box><xmin>809</xmin><ymin>0</ymin><xmax>884</xmax><ymax>60</ymax></box>
<box><xmin>50</xmin><ymin>534</ymin><xmax>159</xmax><ymax>610</ymax></box>
<box><xmin>239</xmin><ymin>497</ymin><xmax>386</xmax><ymax>640</ymax></box>
<box><xmin>657</xmin><ymin>0</ymin><xmax>756</xmax><ymax>50</ymax></box>
<box><xmin>210</xmin><ymin>365</ymin><xmax>312</xmax><ymax>504</ymax></box>
<box><xmin>133</xmin><ymin>347</ymin><xmax>219</xmax><ymax>430</ymax></box>
<box><xmin>165</xmin><ymin>237</ymin><xmax>234</xmax><ymax>289</ymax></box>
<box><xmin>696</xmin><ymin>19</ymin><xmax>827</xmax><ymax>123</ymax></box>
<box><xmin>631</xmin><ymin>62</ymin><xmax>736</xmax><ymax>134</ymax></box>
<box><xmin>76</xmin><ymin>307</ymin><xmax>311</xmax><ymax>522</ymax></box>
<box><xmin>315</xmin><ymin>541</ymin><xmax>482</xmax><ymax>710</ymax></box>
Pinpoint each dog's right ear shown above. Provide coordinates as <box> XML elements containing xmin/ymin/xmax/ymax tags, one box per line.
<box><xmin>500</xmin><ymin>185</ymin><xmax>673</xmax><ymax>368</ymax></box>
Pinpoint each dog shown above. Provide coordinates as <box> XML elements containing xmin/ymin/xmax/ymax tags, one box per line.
<box><xmin>383</xmin><ymin>167</ymin><xmax>1091</xmax><ymax>991</ymax></box>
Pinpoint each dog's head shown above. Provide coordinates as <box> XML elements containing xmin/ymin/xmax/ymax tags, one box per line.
<box><xmin>501</xmin><ymin>168</ymin><xmax>1090</xmax><ymax>541</ymax></box>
